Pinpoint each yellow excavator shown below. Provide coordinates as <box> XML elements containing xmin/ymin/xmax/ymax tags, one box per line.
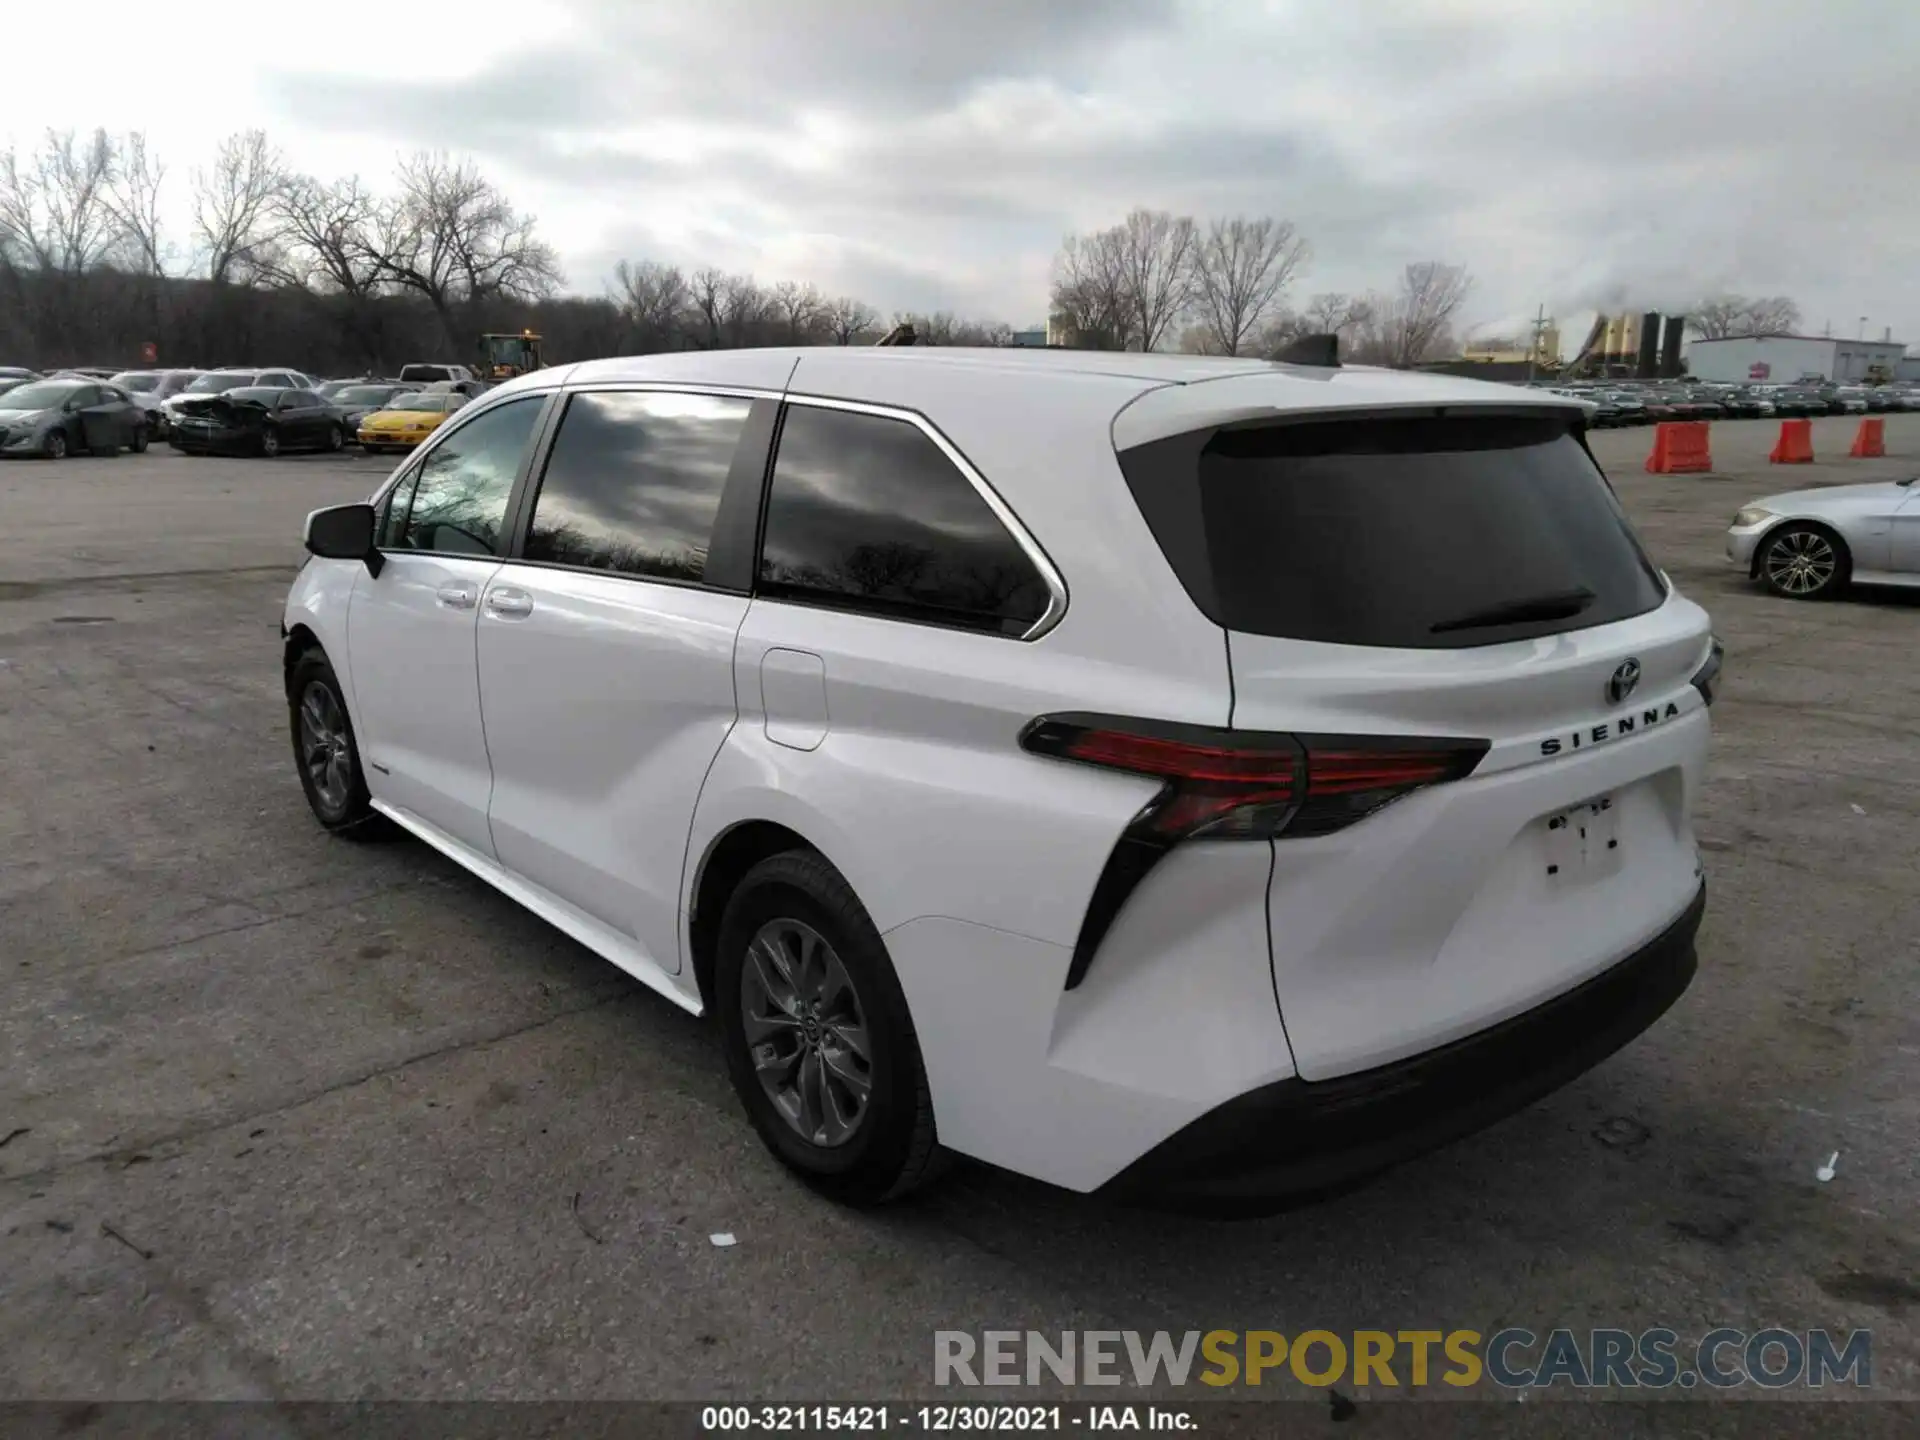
<box><xmin>479</xmin><ymin>330</ymin><xmax>544</xmax><ymax>380</ymax></box>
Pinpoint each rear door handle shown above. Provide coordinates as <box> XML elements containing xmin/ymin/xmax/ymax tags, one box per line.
<box><xmin>435</xmin><ymin>583</ymin><xmax>477</xmax><ymax>610</ymax></box>
<box><xmin>485</xmin><ymin>587</ymin><xmax>533</xmax><ymax>618</ymax></box>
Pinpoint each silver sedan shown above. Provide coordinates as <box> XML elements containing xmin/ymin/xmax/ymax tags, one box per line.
<box><xmin>1726</xmin><ymin>478</ymin><xmax>1920</xmax><ymax>599</ymax></box>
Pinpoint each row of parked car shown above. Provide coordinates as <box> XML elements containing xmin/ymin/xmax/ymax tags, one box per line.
<box><xmin>0</xmin><ymin>363</ymin><xmax>487</xmax><ymax>459</ymax></box>
<box><xmin>1545</xmin><ymin>379</ymin><xmax>1920</xmax><ymax>427</ymax></box>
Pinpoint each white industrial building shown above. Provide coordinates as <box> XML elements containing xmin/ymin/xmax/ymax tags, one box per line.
<box><xmin>1684</xmin><ymin>334</ymin><xmax>1907</xmax><ymax>384</ymax></box>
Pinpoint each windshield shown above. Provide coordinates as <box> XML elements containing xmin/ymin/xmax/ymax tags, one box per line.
<box><xmin>1</xmin><ymin>381</ymin><xmax>85</xmax><ymax>410</ymax></box>
<box><xmin>184</xmin><ymin>372</ymin><xmax>256</xmax><ymax>394</ymax></box>
<box><xmin>111</xmin><ymin>372</ymin><xmax>159</xmax><ymax>392</ymax></box>
<box><xmin>1118</xmin><ymin>412</ymin><xmax>1667</xmax><ymax>650</ymax></box>
<box><xmin>221</xmin><ymin>388</ymin><xmax>280</xmax><ymax>404</ymax></box>
<box><xmin>337</xmin><ymin>386</ymin><xmax>396</xmax><ymax>405</ymax></box>
<box><xmin>387</xmin><ymin>393</ymin><xmax>447</xmax><ymax>411</ymax></box>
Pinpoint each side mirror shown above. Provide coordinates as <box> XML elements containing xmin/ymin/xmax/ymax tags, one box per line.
<box><xmin>304</xmin><ymin>503</ymin><xmax>384</xmax><ymax>576</ymax></box>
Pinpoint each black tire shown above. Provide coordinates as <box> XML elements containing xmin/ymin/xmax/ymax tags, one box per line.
<box><xmin>130</xmin><ymin>426</ymin><xmax>149</xmax><ymax>454</ymax></box>
<box><xmin>44</xmin><ymin>429</ymin><xmax>67</xmax><ymax>460</ymax></box>
<box><xmin>714</xmin><ymin>850</ymin><xmax>941</xmax><ymax>1205</ymax></box>
<box><xmin>1759</xmin><ymin>523</ymin><xmax>1849</xmax><ymax>601</ymax></box>
<box><xmin>261</xmin><ymin>428</ymin><xmax>281</xmax><ymax>458</ymax></box>
<box><xmin>286</xmin><ymin>647</ymin><xmax>382</xmax><ymax>836</ymax></box>
<box><xmin>325</xmin><ymin>424</ymin><xmax>344</xmax><ymax>452</ymax></box>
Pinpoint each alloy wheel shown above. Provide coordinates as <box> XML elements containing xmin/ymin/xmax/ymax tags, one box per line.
<box><xmin>740</xmin><ymin>918</ymin><xmax>873</xmax><ymax>1148</ymax></box>
<box><xmin>1765</xmin><ymin>529</ymin><xmax>1836</xmax><ymax>596</ymax></box>
<box><xmin>297</xmin><ymin>680</ymin><xmax>353</xmax><ymax>814</ymax></box>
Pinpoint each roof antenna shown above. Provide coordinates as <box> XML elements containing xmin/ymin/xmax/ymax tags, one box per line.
<box><xmin>1271</xmin><ymin>333</ymin><xmax>1340</xmax><ymax>368</ymax></box>
<box><xmin>875</xmin><ymin>322</ymin><xmax>918</xmax><ymax>347</ymax></box>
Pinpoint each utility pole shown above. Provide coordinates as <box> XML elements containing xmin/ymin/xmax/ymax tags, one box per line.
<box><xmin>1858</xmin><ymin>316</ymin><xmax>1868</xmax><ymax>340</ymax></box>
<box><xmin>1526</xmin><ymin>303</ymin><xmax>1549</xmax><ymax>386</ymax></box>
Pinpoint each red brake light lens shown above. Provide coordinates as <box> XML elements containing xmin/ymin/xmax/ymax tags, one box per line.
<box><xmin>1021</xmin><ymin>714</ymin><xmax>1489</xmax><ymax>990</ymax></box>
<box><xmin>1022</xmin><ymin>715</ymin><xmax>1486</xmax><ymax>844</ymax></box>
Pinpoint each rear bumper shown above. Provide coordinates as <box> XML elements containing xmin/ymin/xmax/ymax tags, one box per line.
<box><xmin>1096</xmin><ymin>881</ymin><xmax>1704</xmax><ymax>1214</ymax></box>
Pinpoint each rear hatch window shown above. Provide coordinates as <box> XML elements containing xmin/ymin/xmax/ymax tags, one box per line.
<box><xmin>1118</xmin><ymin>412</ymin><xmax>1667</xmax><ymax>649</ymax></box>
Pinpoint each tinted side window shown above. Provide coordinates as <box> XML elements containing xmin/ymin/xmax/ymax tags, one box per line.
<box><xmin>396</xmin><ymin>397</ymin><xmax>543</xmax><ymax>557</ymax></box>
<box><xmin>757</xmin><ymin>405</ymin><xmax>1050</xmax><ymax>636</ymax></box>
<box><xmin>378</xmin><ymin>467</ymin><xmax>422</xmax><ymax>548</ymax></box>
<box><xmin>526</xmin><ymin>390</ymin><xmax>751</xmax><ymax>583</ymax></box>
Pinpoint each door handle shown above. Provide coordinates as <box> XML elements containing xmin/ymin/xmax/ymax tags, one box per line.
<box><xmin>485</xmin><ymin>587</ymin><xmax>534</xmax><ymax>618</ymax></box>
<box><xmin>435</xmin><ymin>583</ymin><xmax>477</xmax><ymax>610</ymax></box>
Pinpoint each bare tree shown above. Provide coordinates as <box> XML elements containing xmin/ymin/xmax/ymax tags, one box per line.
<box><xmin>1302</xmin><ymin>292</ymin><xmax>1374</xmax><ymax>343</ymax></box>
<box><xmin>1177</xmin><ymin>323</ymin><xmax>1226</xmax><ymax>355</ymax></box>
<box><xmin>102</xmin><ymin>132</ymin><xmax>168</xmax><ymax>277</ymax></box>
<box><xmin>613</xmin><ymin>259</ymin><xmax>690</xmax><ymax>351</ymax></box>
<box><xmin>191</xmin><ymin>131</ymin><xmax>287</xmax><ymax>285</ymax></box>
<box><xmin>1695</xmin><ymin>293</ymin><xmax>1800</xmax><ymax>339</ymax></box>
<box><xmin>1189</xmin><ymin>216</ymin><xmax>1310</xmax><ymax>356</ymax></box>
<box><xmin>770</xmin><ymin>279</ymin><xmax>823</xmax><ymax>342</ymax></box>
<box><xmin>0</xmin><ymin>129</ymin><xmax>120</xmax><ymax>276</ymax></box>
<box><xmin>1362</xmin><ymin>261</ymin><xmax>1472</xmax><ymax>367</ymax></box>
<box><xmin>1049</xmin><ymin>228</ymin><xmax>1134</xmax><ymax>350</ymax></box>
<box><xmin>823</xmin><ymin>294</ymin><xmax>878</xmax><ymax>344</ymax></box>
<box><xmin>1114</xmin><ymin>209</ymin><xmax>1197</xmax><ymax>352</ymax></box>
<box><xmin>1736</xmin><ymin>295</ymin><xmax>1800</xmax><ymax>336</ymax></box>
<box><xmin>1686</xmin><ymin>293</ymin><xmax>1802</xmax><ymax>340</ymax></box>
<box><xmin>687</xmin><ymin>267</ymin><xmax>727</xmax><ymax>348</ymax></box>
<box><xmin>373</xmin><ymin>152</ymin><xmax>561</xmax><ymax>347</ymax></box>
<box><xmin>1685</xmin><ymin>296</ymin><xmax>1743</xmax><ymax>341</ymax></box>
<box><xmin>271</xmin><ymin>175</ymin><xmax>382</xmax><ymax>295</ymax></box>
<box><xmin>719</xmin><ymin>273</ymin><xmax>772</xmax><ymax>347</ymax></box>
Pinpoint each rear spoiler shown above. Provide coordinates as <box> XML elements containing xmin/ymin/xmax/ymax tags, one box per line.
<box><xmin>1271</xmin><ymin>333</ymin><xmax>1340</xmax><ymax>368</ymax></box>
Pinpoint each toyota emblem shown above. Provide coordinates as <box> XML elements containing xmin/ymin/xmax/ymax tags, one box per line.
<box><xmin>1607</xmin><ymin>659</ymin><xmax>1642</xmax><ymax>705</ymax></box>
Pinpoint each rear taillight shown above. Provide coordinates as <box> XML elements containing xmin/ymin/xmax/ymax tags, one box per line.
<box><xmin>1021</xmin><ymin>714</ymin><xmax>1488</xmax><ymax>987</ymax></box>
<box><xmin>1690</xmin><ymin>636</ymin><xmax>1725</xmax><ymax>706</ymax></box>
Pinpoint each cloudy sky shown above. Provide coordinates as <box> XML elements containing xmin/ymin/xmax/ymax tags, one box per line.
<box><xmin>8</xmin><ymin>0</ymin><xmax>1918</xmax><ymax>346</ymax></box>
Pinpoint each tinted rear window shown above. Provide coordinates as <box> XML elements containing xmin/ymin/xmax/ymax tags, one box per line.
<box><xmin>758</xmin><ymin>405</ymin><xmax>1052</xmax><ymax>637</ymax></box>
<box><xmin>1118</xmin><ymin>413</ymin><xmax>1667</xmax><ymax>649</ymax></box>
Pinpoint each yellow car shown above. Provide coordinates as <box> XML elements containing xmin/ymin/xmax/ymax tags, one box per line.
<box><xmin>357</xmin><ymin>392</ymin><xmax>469</xmax><ymax>452</ymax></box>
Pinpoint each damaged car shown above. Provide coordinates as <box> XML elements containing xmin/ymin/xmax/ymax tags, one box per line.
<box><xmin>168</xmin><ymin>387</ymin><xmax>348</xmax><ymax>458</ymax></box>
<box><xmin>0</xmin><ymin>378</ymin><xmax>151</xmax><ymax>459</ymax></box>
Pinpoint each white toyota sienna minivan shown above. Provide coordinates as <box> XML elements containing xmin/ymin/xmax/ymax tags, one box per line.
<box><xmin>283</xmin><ymin>344</ymin><xmax>1721</xmax><ymax>1211</ymax></box>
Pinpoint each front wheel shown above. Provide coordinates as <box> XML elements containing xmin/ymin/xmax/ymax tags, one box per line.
<box><xmin>130</xmin><ymin>427</ymin><xmax>150</xmax><ymax>454</ymax></box>
<box><xmin>1760</xmin><ymin>524</ymin><xmax>1848</xmax><ymax>600</ymax></box>
<box><xmin>715</xmin><ymin>850</ymin><xmax>941</xmax><ymax>1205</ymax></box>
<box><xmin>261</xmin><ymin>428</ymin><xmax>281</xmax><ymax>458</ymax></box>
<box><xmin>287</xmin><ymin>648</ymin><xmax>379</xmax><ymax>834</ymax></box>
<box><xmin>325</xmin><ymin>424</ymin><xmax>343</xmax><ymax>452</ymax></box>
<box><xmin>44</xmin><ymin>429</ymin><xmax>67</xmax><ymax>460</ymax></box>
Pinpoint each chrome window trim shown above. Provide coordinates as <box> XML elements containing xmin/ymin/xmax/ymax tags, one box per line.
<box><xmin>776</xmin><ymin>392</ymin><xmax>1070</xmax><ymax>641</ymax></box>
<box><xmin>398</xmin><ymin>386</ymin><xmax>559</xmax><ymax>476</ymax></box>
